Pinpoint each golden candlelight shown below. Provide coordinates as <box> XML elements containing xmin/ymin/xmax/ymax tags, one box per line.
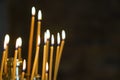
<box><xmin>54</xmin><ymin>33</ymin><xmax>60</xmax><ymax>80</ymax></box>
<box><xmin>31</xmin><ymin>35</ymin><xmax>40</xmax><ymax>80</ymax></box>
<box><xmin>18</xmin><ymin>37</ymin><xmax>22</xmax><ymax>60</ymax></box>
<box><xmin>27</xmin><ymin>6</ymin><xmax>36</xmax><ymax>77</ymax></box>
<box><xmin>49</xmin><ymin>34</ymin><xmax>54</xmax><ymax>80</ymax></box>
<box><xmin>45</xmin><ymin>62</ymin><xmax>49</xmax><ymax>80</ymax></box>
<box><xmin>42</xmin><ymin>32</ymin><xmax>47</xmax><ymax>80</ymax></box>
<box><xmin>13</xmin><ymin>38</ymin><xmax>19</xmax><ymax>79</ymax></box>
<box><xmin>4</xmin><ymin>34</ymin><xmax>10</xmax><ymax>74</ymax></box>
<box><xmin>21</xmin><ymin>59</ymin><xmax>26</xmax><ymax>80</ymax></box>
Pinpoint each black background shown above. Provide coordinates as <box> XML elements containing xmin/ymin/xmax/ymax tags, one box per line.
<box><xmin>0</xmin><ymin>0</ymin><xmax>120</xmax><ymax>80</ymax></box>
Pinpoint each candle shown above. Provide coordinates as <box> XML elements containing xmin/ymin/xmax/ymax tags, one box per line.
<box><xmin>35</xmin><ymin>10</ymin><xmax>42</xmax><ymax>75</ymax></box>
<box><xmin>13</xmin><ymin>38</ymin><xmax>19</xmax><ymax>79</ymax></box>
<box><xmin>49</xmin><ymin>34</ymin><xmax>54</xmax><ymax>80</ymax></box>
<box><xmin>46</xmin><ymin>29</ymin><xmax>50</xmax><ymax>65</ymax></box>
<box><xmin>0</xmin><ymin>34</ymin><xmax>9</xmax><ymax>79</ymax></box>
<box><xmin>45</xmin><ymin>62</ymin><xmax>49</xmax><ymax>80</ymax></box>
<box><xmin>56</xmin><ymin>30</ymin><xmax>66</xmax><ymax>79</ymax></box>
<box><xmin>27</xmin><ymin>6</ymin><xmax>36</xmax><ymax>77</ymax></box>
<box><xmin>42</xmin><ymin>32</ymin><xmax>47</xmax><ymax>80</ymax></box>
<box><xmin>4</xmin><ymin>34</ymin><xmax>10</xmax><ymax>74</ymax></box>
<box><xmin>31</xmin><ymin>35</ymin><xmax>40</xmax><ymax>80</ymax></box>
<box><xmin>53</xmin><ymin>33</ymin><xmax>60</xmax><ymax>80</ymax></box>
<box><xmin>18</xmin><ymin>37</ymin><xmax>22</xmax><ymax>60</ymax></box>
<box><xmin>21</xmin><ymin>59</ymin><xmax>26</xmax><ymax>80</ymax></box>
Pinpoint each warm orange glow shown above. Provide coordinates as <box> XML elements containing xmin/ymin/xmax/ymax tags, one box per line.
<box><xmin>23</xmin><ymin>59</ymin><xmax>26</xmax><ymax>71</ymax></box>
<box><xmin>46</xmin><ymin>29</ymin><xmax>50</xmax><ymax>39</ymax></box>
<box><xmin>4</xmin><ymin>34</ymin><xmax>10</xmax><ymax>49</ymax></box>
<box><xmin>38</xmin><ymin>35</ymin><xmax>41</xmax><ymax>45</ymax></box>
<box><xmin>32</xmin><ymin>6</ymin><xmax>36</xmax><ymax>15</ymax></box>
<box><xmin>38</xmin><ymin>10</ymin><xmax>42</xmax><ymax>20</ymax></box>
<box><xmin>62</xmin><ymin>30</ymin><xmax>66</xmax><ymax>40</ymax></box>
<box><xmin>51</xmin><ymin>34</ymin><xmax>54</xmax><ymax>45</ymax></box>
<box><xmin>18</xmin><ymin>37</ymin><xmax>22</xmax><ymax>47</ymax></box>
<box><xmin>57</xmin><ymin>33</ymin><xmax>60</xmax><ymax>45</ymax></box>
<box><xmin>46</xmin><ymin>62</ymin><xmax>49</xmax><ymax>72</ymax></box>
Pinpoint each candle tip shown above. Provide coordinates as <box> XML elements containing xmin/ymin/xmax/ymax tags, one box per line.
<box><xmin>57</xmin><ymin>33</ymin><xmax>60</xmax><ymax>45</ymax></box>
<box><xmin>46</xmin><ymin>29</ymin><xmax>50</xmax><ymax>39</ymax></box>
<box><xmin>4</xmin><ymin>34</ymin><xmax>10</xmax><ymax>49</ymax></box>
<box><xmin>62</xmin><ymin>30</ymin><xmax>66</xmax><ymax>40</ymax></box>
<box><xmin>44</xmin><ymin>32</ymin><xmax>47</xmax><ymax>43</ymax></box>
<box><xmin>46</xmin><ymin>62</ymin><xmax>49</xmax><ymax>72</ymax></box>
<box><xmin>38</xmin><ymin>10</ymin><xmax>42</xmax><ymax>20</ymax></box>
<box><xmin>51</xmin><ymin>34</ymin><xmax>54</xmax><ymax>45</ymax></box>
<box><xmin>32</xmin><ymin>6</ymin><xmax>36</xmax><ymax>15</ymax></box>
<box><xmin>18</xmin><ymin>37</ymin><xmax>22</xmax><ymax>47</ymax></box>
<box><xmin>16</xmin><ymin>38</ymin><xmax>19</xmax><ymax>49</ymax></box>
<box><xmin>23</xmin><ymin>59</ymin><xmax>26</xmax><ymax>71</ymax></box>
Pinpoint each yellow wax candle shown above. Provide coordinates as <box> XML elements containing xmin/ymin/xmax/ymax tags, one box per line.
<box><xmin>18</xmin><ymin>37</ymin><xmax>22</xmax><ymax>60</ymax></box>
<box><xmin>46</xmin><ymin>29</ymin><xmax>50</xmax><ymax>65</ymax></box>
<box><xmin>27</xmin><ymin>6</ymin><xmax>36</xmax><ymax>77</ymax></box>
<box><xmin>31</xmin><ymin>35</ymin><xmax>40</xmax><ymax>80</ymax></box>
<box><xmin>35</xmin><ymin>10</ymin><xmax>42</xmax><ymax>75</ymax></box>
<box><xmin>4</xmin><ymin>34</ymin><xmax>10</xmax><ymax>74</ymax></box>
<box><xmin>45</xmin><ymin>62</ymin><xmax>48</xmax><ymax>80</ymax></box>
<box><xmin>56</xmin><ymin>30</ymin><xmax>66</xmax><ymax>79</ymax></box>
<box><xmin>53</xmin><ymin>33</ymin><xmax>60</xmax><ymax>80</ymax></box>
<box><xmin>42</xmin><ymin>32</ymin><xmax>47</xmax><ymax>80</ymax></box>
<box><xmin>21</xmin><ymin>59</ymin><xmax>26</xmax><ymax>80</ymax></box>
<box><xmin>49</xmin><ymin>34</ymin><xmax>54</xmax><ymax>80</ymax></box>
<box><xmin>13</xmin><ymin>38</ymin><xmax>19</xmax><ymax>79</ymax></box>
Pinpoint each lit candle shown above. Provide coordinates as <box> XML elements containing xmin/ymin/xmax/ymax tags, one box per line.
<box><xmin>4</xmin><ymin>34</ymin><xmax>10</xmax><ymax>74</ymax></box>
<box><xmin>56</xmin><ymin>30</ymin><xmax>66</xmax><ymax>79</ymax></box>
<box><xmin>46</xmin><ymin>29</ymin><xmax>50</xmax><ymax>65</ymax></box>
<box><xmin>42</xmin><ymin>32</ymin><xmax>47</xmax><ymax>80</ymax></box>
<box><xmin>53</xmin><ymin>33</ymin><xmax>60</xmax><ymax>80</ymax></box>
<box><xmin>49</xmin><ymin>34</ymin><xmax>54</xmax><ymax>80</ymax></box>
<box><xmin>27</xmin><ymin>6</ymin><xmax>36</xmax><ymax>77</ymax></box>
<box><xmin>45</xmin><ymin>62</ymin><xmax>49</xmax><ymax>80</ymax></box>
<box><xmin>13</xmin><ymin>38</ymin><xmax>19</xmax><ymax>79</ymax></box>
<box><xmin>18</xmin><ymin>37</ymin><xmax>22</xmax><ymax>60</ymax></box>
<box><xmin>31</xmin><ymin>35</ymin><xmax>40</xmax><ymax>80</ymax></box>
<box><xmin>35</xmin><ymin>10</ymin><xmax>42</xmax><ymax>75</ymax></box>
<box><xmin>21</xmin><ymin>59</ymin><xmax>26</xmax><ymax>80</ymax></box>
<box><xmin>0</xmin><ymin>34</ymin><xmax>10</xmax><ymax>79</ymax></box>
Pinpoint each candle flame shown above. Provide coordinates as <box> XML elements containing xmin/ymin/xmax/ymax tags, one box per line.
<box><xmin>62</xmin><ymin>30</ymin><xmax>66</xmax><ymax>40</ymax></box>
<box><xmin>32</xmin><ymin>6</ymin><xmax>36</xmax><ymax>15</ymax></box>
<box><xmin>23</xmin><ymin>59</ymin><xmax>26</xmax><ymax>71</ymax></box>
<box><xmin>38</xmin><ymin>10</ymin><xmax>42</xmax><ymax>20</ymax></box>
<box><xmin>15</xmin><ymin>38</ymin><xmax>19</xmax><ymax>49</ymax></box>
<box><xmin>44</xmin><ymin>32</ymin><xmax>47</xmax><ymax>43</ymax></box>
<box><xmin>51</xmin><ymin>34</ymin><xmax>54</xmax><ymax>45</ymax></box>
<box><xmin>46</xmin><ymin>62</ymin><xmax>49</xmax><ymax>72</ymax></box>
<box><xmin>46</xmin><ymin>29</ymin><xmax>50</xmax><ymax>40</ymax></box>
<box><xmin>18</xmin><ymin>37</ymin><xmax>22</xmax><ymax>47</ymax></box>
<box><xmin>38</xmin><ymin>35</ymin><xmax>41</xmax><ymax>45</ymax></box>
<box><xmin>4</xmin><ymin>34</ymin><xmax>10</xmax><ymax>49</ymax></box>
<box><xmin>57</xmin><ymin>33</ymin><xmax>60</xmax><ymax>45</ymax></box>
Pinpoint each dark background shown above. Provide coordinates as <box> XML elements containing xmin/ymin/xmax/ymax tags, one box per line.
<box><xmin>0</xmin><ymin>0</ymin><xmax>120</xmax><ymax>80</ymax></box>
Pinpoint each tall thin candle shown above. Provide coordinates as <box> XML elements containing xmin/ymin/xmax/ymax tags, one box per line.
<box><xmin>18</xmin><ymin>37</ymin><xmax>22</xmax><ymax>60</ymax></box>
<box><xmin>27</xmin><ymin>6</ymin><xmax>36</xmax><ymax>77</ymax></box>
<box><xmin>35</xmin><ymin>10</ymin><xmax>42</xmax><ymax>75</ymax></box>
<box><xmin>49</xmin><ymin>34</ymin><xmax>54</xmax><ymax>80</ymax></box>
<box><xmin>53</xmin><ymin>33</ymin><xmax>60</xmax><ymax>80</ymax></box>
<box><xmin>21</xmin><ymin>59</ymin><xmax>26</xmax><ymax>80</ymax></box>
<box><xmin>42</xmin><ymin>32</ymin><xmax>47</xmax><ymax>80</ymax></box>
